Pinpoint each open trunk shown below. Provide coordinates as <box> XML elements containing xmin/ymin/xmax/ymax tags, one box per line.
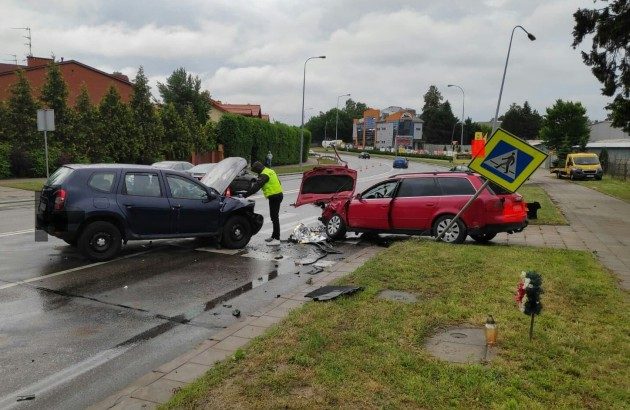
<box><xmin>294</xmin><ymin>165</ymin><xmax>357</xmax><ymax>207</ymax></box>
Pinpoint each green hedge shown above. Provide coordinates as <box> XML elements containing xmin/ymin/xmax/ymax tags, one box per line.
<box><xmin>217</xmin><ymin>114</ymin><xmax>311</xmax><ymax>165</ymax></box>
<box><xmin>0</xmin><ymin>143</ymin><xmax>11</xmax><ymax>178</ymax></box>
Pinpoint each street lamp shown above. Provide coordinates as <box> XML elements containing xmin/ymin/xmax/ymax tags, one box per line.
<box><xmin>447</xmin><ymin>84</ymin><xmax>465</xmax><ymax>147</ymax></box>
<box><xmin>335</xmin><ymin>93</ymin><xmax>351</xmax><ymax>142</ymax></box>
<box><xmin>491</xmin><ymin>25</ymin><xmax>536</xmax><ymax>134</ymax></box>
<box><xmin>300</xmin><ymin>55</ymin><xmax>326</xmax><ymax>166</ymax></box>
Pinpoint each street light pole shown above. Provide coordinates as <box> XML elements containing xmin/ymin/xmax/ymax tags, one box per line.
<box><xmin>300</xmin><ymin>55</ymin><xmax>326</xmax><ymax>166</ymax></box>
<box><xmin>447</xmin><ymin>84</ymin><xmax>465</xmax><ymax>147</ymax></box>
<box><xmin>491</xmin><ymin>25</ymin><xmax>536</xmax><ymax>135</ymax></box>
<box><xmin>335</xmin><ymin>93</ymin><xmax>351</xmax><ymax>142</ymax></box>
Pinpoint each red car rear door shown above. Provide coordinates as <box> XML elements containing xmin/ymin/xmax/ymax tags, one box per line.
<box><xmin>390</xmin><ymin>177</ymin><xmax>441</xmax><ymax>231</ymax></box>
<box><xmin>347</xmin><ymin>180</ymin><xmax>399</xmax><ymax>230</ymax></box>
<box><xmin>294</xmin><ymin>165</ymin><xmax>357</xmax><ymax>206</ymax></box>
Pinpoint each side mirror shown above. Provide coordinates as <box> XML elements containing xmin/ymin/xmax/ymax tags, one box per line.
<box><xmin>355</xmin><ymin>193</ymin><xmax>362</xmax><ymax>200</ymax></box>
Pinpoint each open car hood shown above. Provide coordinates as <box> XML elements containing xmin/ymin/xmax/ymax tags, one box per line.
<box><xmin>200</xmin><ymin>157</ymin><xmax>247</xmax><ymax>194</ymax></box>
<box><xmin>294</xmin><ymin>165</ymin><xmax>357</xmax><ymax>207</ymax></box>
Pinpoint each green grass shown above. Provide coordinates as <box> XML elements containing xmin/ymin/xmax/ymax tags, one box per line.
<box><xmin>518</xmin><ymin>184</ymin><xmax>568</xmax><ymax>225</ymax></box>
<box><xmin>575</xmin><ymin>175</ymin><xmax>630</xmax><ymax>203</ymax></box>
<box><xmin>164</xmin><ymin>240</ymin><xmax>629</xmax><ymax>409</ymax></box>
<box><xmin>0</xmin><ymin>178</ymin><xmax>46</xmax><ymax>191</ymax></box>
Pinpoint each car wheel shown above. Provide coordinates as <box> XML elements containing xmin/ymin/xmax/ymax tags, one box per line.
<box><xmin>433</xmin><ymin>215</ymin><xmax>467</xmax><ymax>244</ymax></box>
<box><xmin>78</xmin><ymin>221</ymin><xmax>122</xmax><ymax>261</ymax></box>
<box><xmin>470</xmin><ymin>233</ymin><xmax>497</xmax><ymax>243</ymax></box>
<box><xmin>325</xmin><ymin>213</ymin><xmax>347</xmax><ymax>240</ymax></box>
<box><xmin>222</xmin><ymin>215</ymin><xmax>252</xmax><ymax>249</ymax></box>
<box><xmin>570</xmin><ymin>172</ymin><xmax>575</xmax><ymax>181</ymax></box>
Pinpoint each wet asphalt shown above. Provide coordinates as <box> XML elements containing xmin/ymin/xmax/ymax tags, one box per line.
<box><xmin>0</xmin><ymin>154</ymin><xmax>443</xmax><ymax>409</ymax></box>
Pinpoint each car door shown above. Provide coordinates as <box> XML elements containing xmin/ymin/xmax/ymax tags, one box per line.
<box><xmin>118</xmin><ymin>171</ymin><xmax>172</xmax><ymax>235</ymax></box>
<box><xmin>390</xmin><ymin>177</ymin><xmax>441</xmax><ymax>231</ymax></box>
<box><xmin>165</xmin><ymin>174</ymin><xmax>221</xmax><ymax>234</ymax></box>
<box><xmin>347</xmin><ymin>180</ymin><xmax>399</xmax><ymax>230</ymax></box>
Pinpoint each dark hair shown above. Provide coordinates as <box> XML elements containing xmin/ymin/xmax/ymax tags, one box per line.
<box><xmin>251</xmin><ymin>161</ymin><xmax>264</xmax><ymax>173</ymax></box>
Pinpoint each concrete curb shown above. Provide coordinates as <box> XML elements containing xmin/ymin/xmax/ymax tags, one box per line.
<box><xmin>89</xmin><ymin>245</ymin><xmax>383</xmax><ymax>409</ymax></box>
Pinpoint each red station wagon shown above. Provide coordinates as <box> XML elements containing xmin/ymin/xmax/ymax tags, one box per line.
<box><xmin>294</xmin><ymin>165</ymin><xmax>528</xmax><ymax>243</ymax></box>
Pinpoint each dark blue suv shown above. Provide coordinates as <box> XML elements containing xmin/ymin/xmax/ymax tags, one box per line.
<box><xmin>36</xmin><ymin>164</ymin><xmax>263</xmax><ymax>261</ymax></box>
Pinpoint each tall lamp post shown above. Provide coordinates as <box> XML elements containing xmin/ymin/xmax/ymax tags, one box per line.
<box><xmin>491</xmin><ymin>25</ymin><xmax>536</xmax><ymax>134</ymax></box>
<box><xmin>335</xmin><ymin>93</ymin><xmax>351</xmax><ymax>142</ymax></box>
<box><xmin>300</xmin><ymin>55</ymin><xmax>326</xmax><ymax>166</ymax></box>
<box><xmin>447</xmin><ymin>84</ymin><xmax>465</xmax><ymax>147</ymax></box>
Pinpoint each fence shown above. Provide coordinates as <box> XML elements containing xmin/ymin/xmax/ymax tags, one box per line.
<box><xmin>608</xmin><ymin>159</ymin><xmax>630</xmax><ymax>180</ymax></box>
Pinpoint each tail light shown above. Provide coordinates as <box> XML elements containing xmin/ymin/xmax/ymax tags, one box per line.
<box><xmin>54</xmin><ymin>188</ymin><xmax>67</xmax><ymax>211</ymax></box>
<box><xmin>225</xmin><ymin>187</ymin><xmax>232</xmax><ymax>197</ymax></box>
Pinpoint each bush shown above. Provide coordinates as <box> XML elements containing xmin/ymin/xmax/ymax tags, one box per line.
<box><xmin>0</xmin><ymin>143</ymin><xmax>11</xmax><ymax>178</ymax></box>
<box><xmin>9</xmin><ymin>146</ymin><xmax>60</xmax><ymax>177</ymax></box>
<box><xmin>599</xmin><ymin>148</ymin><xmax>609</xmax><ymax>173</ymax></box>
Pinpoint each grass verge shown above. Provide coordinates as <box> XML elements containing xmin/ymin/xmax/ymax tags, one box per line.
<box><xmin>164</xmin><ymin>240</ymin><xmax>629</xmax><ymax>409</ymax></box>
<box><xmin>518</xmin><ymin>183</ymin><xmax>567</xmax><ymax>225</ymax></box>
<box><xmin>575</xmin><ymin>175</ymin><xmax>630</xmax><ymax>203</ymax></box>
<box><xmin>0</xmin><ymin>178</ymin><xmax>46</xmax><ymax>191</ymax></box>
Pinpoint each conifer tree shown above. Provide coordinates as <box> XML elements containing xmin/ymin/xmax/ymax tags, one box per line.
<box><xmin>131</xmin><ymin>66</ymin><xmax>164</xmax><ymax>163</ymax></box>
<box><xmin>98</xmin><ymin>86</ymin><xmax>137</xmax><ymax>162</ymax></box>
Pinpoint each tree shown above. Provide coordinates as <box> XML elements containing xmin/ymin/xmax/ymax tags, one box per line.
<box><xmin>157</xmin><ymin>67</ymin><xmax>211</xmax><ymax>125</ymax></box>
<box><xmin>539</xmin><ymin>100</ymin><xmax>590</xmax><ymax>163</ymax></box>
<box><xmin>160</xmin><ymin>103</ymin><xmax>191</xmax><ymax>160</ymax></box>
<box><xmin>501</xmin><ymin>101</ymin><xmax>543</xmax><ymax>140</ymax></box>
<box><xmin>73</xmin><ymin>86</ymin><xmax>102</xmax><ymax>162</ymax></box>
<box><xmin>422</xmin><ymin>85</ymin><xmax>443</xmax><ymax>112</ymax></box>
<box><xmin>131</xmin><ymin>66</ymin><xmax>164</xmax><ymax>163</ymax></box>
<box><xmin>344</xmin><ymin>98</ymin><xmax>368</xmax><ymax>119</ymax></box>
<box><xmin>6</xmin><ymin>71</ymin><xmax>40</xmax><ymax>152</ymax></box>
<box><xmin>599</xmin><ymin>147</ymin><xmax>610</xmax><ymax>172</ymax></box>
<box><xmin>98</xmin><ymin>86</ymin><xmax>138</xmax><ymax>163</ymax></box>
<box><xmin>306</xmin><ymin>108</ymin><xmax>353</xmax><ymax>143</ymax></box>
<box><xmin>421</xmin><ymin>86</ymin><xmax>457</xmax><ymax>144</ymax></box>
<box><xmin>0</xmin><ymin>101</ymin><xmax>8</xmax><ymax>143</ymax></box>
<box><xmin>572</xmin><ymin>0</ymin><xmax>630</xmax><ymax>132</ymax></box>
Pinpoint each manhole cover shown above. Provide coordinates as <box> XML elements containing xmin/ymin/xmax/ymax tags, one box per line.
<box><xmin>424</xmin><ymin>327</ymin><xmax>495</xmax><ymax>364</ymax></box>
<box><xmin>377</xmin><ymin>290</ymin><xmax>417</xmax><ymax>303</ymax></box>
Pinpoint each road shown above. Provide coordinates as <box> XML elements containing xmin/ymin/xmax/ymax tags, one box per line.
<box><xmin>0</xmin><ymin>154</ymin><xmax>442</xmax><ymax>409</ymax></box>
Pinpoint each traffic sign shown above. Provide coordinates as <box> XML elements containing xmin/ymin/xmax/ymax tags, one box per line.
<box><xmin>468</xmin><ymin>128</ymin><xmax>547</xmax><ymax>192</ymax></box>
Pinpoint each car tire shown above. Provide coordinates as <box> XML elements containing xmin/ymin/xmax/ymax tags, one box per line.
<box><xmin>325</xmin><ymin>213</ymin><xmax>347</xmax><ymax>240</ymax></box>
<box><xmin>470</xmin><ymin>232</ymin><xmax>497</xmax><ymax>243</ymax></box>
<box><xmin>433</xmin><ymin>215</ymin><xmax>467</xmax><ymax>244</ymax></box>
<box><xmin>570</xmin><ymin>172</ymin><xmax>575</xmax><ymax>181</ymax></box>
<box><xmin>78</xmin><ymin>221</ymin><xmax>122</xmax><ymax>261</ymax></box>
<box><xmin>222</xmin><ymin>215</ymin><xmax>252</xmax><ymax>249</ymax></box>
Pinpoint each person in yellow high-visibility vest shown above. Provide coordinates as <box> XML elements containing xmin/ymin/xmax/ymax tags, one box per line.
<box><xmin>249</xmin><ymin>161</ymin><xmax>283</xmax><ymax>246</ymax></box>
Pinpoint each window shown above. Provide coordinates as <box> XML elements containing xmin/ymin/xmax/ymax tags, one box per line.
<box><xmin>88</xmin><ymin>172</ymin><xmax>116</xmax><ymax>192</ymax></box>
<box><xmin>167</xmin><ymin>175</ymin><xmax>207</xmax><ymax>200</ymax></box>
<box><xmin>397</xmin><ymin>178</ymin><xmax>440</xmax><ymax>197</ymax></box>
<box><xmin>124</xmin><ymin>173</ymin><xmax>162</xmax><ymax>197</ymax></box>
<box><xmin>45</xmin><ymin>166</ymin><xmax>74</xmax><ymax>186</ymax></box>
<box><xmin>437</xmin><ymin>177</ymin><xmax>476</xmax><ymax>195</ymax></box>
<box><xmin>362</xmin><ymin>181</ymin><xmax>398</xmax><ymax>199</ymax></box>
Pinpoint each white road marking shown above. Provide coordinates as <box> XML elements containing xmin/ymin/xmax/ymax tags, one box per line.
<box><xmin>0</xmin><ymin>249</ymin><xmax>153</xmax><ymax>291</ymax></box>
<box><xmin>0</xmin><ymin>228</ymin><xmax>34</xmax><ymax>238</ymax></box>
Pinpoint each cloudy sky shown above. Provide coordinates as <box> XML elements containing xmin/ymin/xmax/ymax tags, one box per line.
<box><xmin>1</xmin><ymin>0</ymin><xmax>611</xmax><ymax>125</ymax></box>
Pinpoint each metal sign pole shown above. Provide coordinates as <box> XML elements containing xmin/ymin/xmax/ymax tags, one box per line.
<box><xmin>44</xmin><ymin>129</ymin><xmax>49</xmax><ymax>179</ymax></box>
<box><xmin>436</xmin><ymin>179</ymin><xmax>490</xmax><ymax>241</ymax></box>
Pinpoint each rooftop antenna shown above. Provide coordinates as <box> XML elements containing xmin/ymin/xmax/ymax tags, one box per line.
<box><xmin>11</xmin><ymin>27</ymin><xmax>32</xmax><ymax>56</ymax></box>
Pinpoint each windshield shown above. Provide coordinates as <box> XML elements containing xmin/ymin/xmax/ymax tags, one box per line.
<box><xmin>574</xmin><ymin>157</ymin><xmax>600</xmax><ymax>165</ymax></box>
<box><xmin>45</xmin><ymin>167</ymin><xmax>74</xmax><ymax>186</ymax></box>
<box><xmin>200</xmin><ymin>157</ymin><xmax>247</xmax><ymax>193</ymax></box>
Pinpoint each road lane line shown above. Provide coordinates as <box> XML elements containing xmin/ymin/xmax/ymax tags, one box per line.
<box><xmin>0</xmin><ymin>228</ymin><xmax>34</xmax><ymax>238</ymax></box>
<box><xmin>0</xmin><ymin>249</ymin><xmax>154</xmax><ymax>291</ymax></box>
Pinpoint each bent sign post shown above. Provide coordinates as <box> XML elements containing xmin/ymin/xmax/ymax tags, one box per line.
<box><xmin>436</xmin><ymin>128</ymin><xmax>548</xmax><ymax>241</ymax></box>
<box><xmin>37</xmin><ymin>109</ymin><xmax>55</xmax><ymax>178</ymax></box>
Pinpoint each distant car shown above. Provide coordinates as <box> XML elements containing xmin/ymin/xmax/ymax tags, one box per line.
<box><xmin>294</xmin><ymin>168</ymin><xmax>528</xmax><ymax>244</ymax></box>
<box><xmin>358</xmin><ymin>152</ymin><xmax>371</xmax><ymax>159</ymax></box>
<box><xmin>187</xmin><ymin>163</ymin><xmax>216</xmax><ymax>180</ymax></box>
<box><xmin>393</xmin><ymin>157</ymin><xmax>409</xmax><ymax>169</ymax></box>
<box><xmin>36</xmin><ymin>164</ymin><xmax>263</xmax><ymax>261</ymax></box>
<box><xmin>152</xmin><ymin>161</ymin><xmax>194</xmax><ymax>171</ymax></box>
<box><xmin>200</xmin><ymin>157</ymin><xmax>258</xmax><ymax>197</ymax></box>
<box><xmin>450</xmin><ymin>165</ymin><xmax>471</xmax><ymax>172</ymax></box>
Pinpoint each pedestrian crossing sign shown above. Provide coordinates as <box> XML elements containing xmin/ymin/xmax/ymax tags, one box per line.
<box><xmin>468</xmin><ymin>128</ymin><xmax>548</xmax><ymax>192</ymax></box>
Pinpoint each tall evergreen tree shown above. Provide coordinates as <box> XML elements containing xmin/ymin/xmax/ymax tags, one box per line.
<box><xmin>7</xmin><ymin>71</ymin><xmax>40</xmax><ymax>152</ymax></box>
<box><xmin>157</xmin><ymin>67</ymin><xmax>211</xmax><ymax>125</ymax></box>
<box><xmin>73</xmin><ymin>85</ymin><xmax>101</xmax><ymax>162</ymax></box>
<box><xmin>40</xmin><ymin>59</ymin><xmax>72</xmax><ymax>148</ymax></box>
<box><xmin>343</xmin><ymin>99</ymin><xmax>368</xmax><ymax>119</ymax></box>
<box><xmin>0</xmin><ymin>101</ymin><xmax>8</xmax><ymax>143</ymax></box>
<box><xmin>160</xmin><ymin>103</ymin><xmax>190</xmax><ymax>160</ymax></box>
<box><xmin>131</xmin><ymin>66</ymin><xmax>164</xmax><ymax>163</ymax></box>
<box><xmin>98</xmin><ymin>86</ymin><xmax>137</xmax><ymax>163</ymax></box>
<box><xmin>422</xmin><ymin>85</ymin><xmax>443</xmax><ymax>112</ymax></box>
<box><xmin>421</xmin><ymin>86</ymin><xmax>457</xmax><ymax>144</ymax></box>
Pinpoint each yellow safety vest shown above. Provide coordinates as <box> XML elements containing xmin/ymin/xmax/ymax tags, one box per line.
<box><xmin>261</xmin><ymin>167</ymin><xmax>283</xmax><ymax>198</ymax></box>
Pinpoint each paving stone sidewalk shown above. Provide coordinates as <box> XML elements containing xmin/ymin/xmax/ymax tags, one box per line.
<box><xmin>0</xmin><ymin>186</ymin><xmax>34</xmax><ymax>204</ymax></box>
<box><xmin>90</xmin><ymin>246</ymin><xmax>382</xmax><ymax>409</ymax></box>
<box><xmin>496</xmin><ymin>170</ymin><xmax>630</xmax><ymax>290</ymax></box>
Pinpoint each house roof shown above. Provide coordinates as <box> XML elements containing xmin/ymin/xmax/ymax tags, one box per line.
<box><xmin>0</xmin><ymin>59</ymin><xmax>132</xmax><ymax>85</ymax></box>
<box><xmin>210</xmin><ymin>99</ymin><xmax>262</xmax><ymax>117</ymax></box>
<box><xmin>586</xmin><ymin>138</ymin><xmax>630</xmax><ymax>148</ymax></box>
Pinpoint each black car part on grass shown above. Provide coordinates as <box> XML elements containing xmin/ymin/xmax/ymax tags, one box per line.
<box><xmin>304</xmin><ymin>285</ymin><xmax>363</xmax><ymax>301</ymax></box>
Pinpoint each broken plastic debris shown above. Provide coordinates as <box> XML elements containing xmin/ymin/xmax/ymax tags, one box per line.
<box><xmin>289</xmin><ymin>223</ymin><xmax>328</xmax><ymax>244</ymax></box>
<box><xmin>232</xmin><ymin>309</ymin><xmax>241</xmax><ymax>317</ymax></box>
<box><xmin>17</xmin><ymin>395</ymin><xmax>35</xmax><ymax>402</ymax></box>
<box><xmin>223</xmin><ymin>304</ymin><xmax>232</xmax><ymax>308</ymax></box>
<box><xmin>304</xmin><ymin>285</ymin><xmax>363</xmax><ymax>301</ymax></box>
<box><xmin>124</xmin><ymin>286</ymin><xmax>128</xmax><ymax>289</ymax></box>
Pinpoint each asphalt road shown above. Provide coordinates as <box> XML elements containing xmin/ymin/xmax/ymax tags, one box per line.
<box><xmin>0</xmin><ymin>154</ymin><xmax>443</xmax><ymax>409</ymax></box>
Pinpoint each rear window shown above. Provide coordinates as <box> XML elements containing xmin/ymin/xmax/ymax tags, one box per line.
<box><xmin>88</xmin><ymin>172</ymin><xmax>116</xmax><ymax>193</ymax></box>
<box><xmin>397</xmin><ymin>178</ymin><xmax>441</xmax><ymax>197</ymax></box>
<box><xmin>437</xmin><ymin>177</ymin><xmax>476</xmax><ymax>195</ymax></box>
<box><xmin>302</xmin><ymin>175</ymin><xmax>354</xmax><ymax>194</ymax></box>
<box><xmin>45</xmin><ymin>167</ymin><xmax>74</xmax><ymax>186</ymax></box>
